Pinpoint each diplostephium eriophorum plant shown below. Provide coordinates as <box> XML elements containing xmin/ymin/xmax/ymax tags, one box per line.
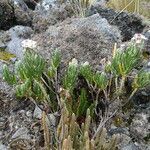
<box><xmin>2</xmin><ymin>35</ymin><xmax>150</xmax><ymax>149</ymax></box>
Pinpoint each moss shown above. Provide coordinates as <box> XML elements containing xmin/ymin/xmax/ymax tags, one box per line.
<box><xmin>0</xmin><ymin>51</ymin><xmax>16</xmax><ymax>62</ymax></box>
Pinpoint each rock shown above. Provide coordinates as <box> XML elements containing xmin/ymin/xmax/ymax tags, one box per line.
<box><xmin>23</xmin><ymin>0</ymin><xmax>38</xmax><ymax>10</ymax></box>
<box><xmin>8</xmin><ymin>25</ymin><xmax>33</xmax><ymax>39</ymax></box>
<box><xmin>130</xmin><ymin>112</ymin><xmax>149</xmax><ymax>140</ymax></box>
<box><xmin>0</xmin><ymin>41</ymin><xmax>7</xmax><ymax>50</ymax></box>
<box><xmin>90</xmin><ymin>6</ymin><xmax>146</xmax><ymax>41</ymax></box>
<box><xmin>0</xmin><ymin>0</ymin><xmax>15</xmax><ymax>30</ymax></box>
<box><xmin>121</xmin><ymin>143</ymin><xmax>141</xmax><ymax>150</ymax></box>
<box><xmin>13</xmin><ymin>0</ymin><xmax>33</xmax><ymax>27</ymax></box>
<box><xmin>0</xmin><ymin>0</ymin><xmax>33</xmax><ymax>30</ymax></box>
<box><xmin>33</xmin><ymin>14</ymin><xmax>121</xmax><ymax>72</ymax></box>
<box><xmin>14</xmin><ymin>7</ymin><xmax>32</xmax><ymax>27</ymax></box>
<box><xmin>109</xmin><ymin>127</ymin><xmax>129</xmax><ymax>136</ymax></box>
<box><xmin>33</xmin><ymin>105</ymin><xmax>57</xmax><ymax>127</ymax></box>
<box><xmin>0</xmin><ymin>31</ymin><xmax>11</xmax><ymax>44</ymax></box>
<box><xmin>33</xmin><ymin>0</ymin><xmax>70</xmax><ymax>32</ymax></box>
<box><xmin>9</xmin><ymin>127</ymin><xmax>32</xmax><ymax>149</ymax></box>
<box><xmin>11</xmin><ymin>127</ymin><xmax>30</xmax><ymax>140</ymax></box>
<box><xmin>26</xmin><ymin>110</ymin><xmax>32</xmax><ymax>118</ymax></box>
<box><xmin>33</xmin><ymin>105</ymin><xmax>42</xmax><ymax>119</ymax></box>
<box><xmin>108</xmin><ymin>126</ymin><xmax>133</xmax><ymax>149</ymax></box>
<box><xmin>143</xmin><ymin>30</ymin><xmax>150</xmax><ymax>54</ymax></box>
<box><xmin>35</xmin><ymin>0</ymin><xmax>58</xmax><ymax>11</ymax></box>
<box><xmin>47</xmin><ymin>113</ymin><xmax>57</xmax><ymax>127</ymax></box>
<box><xmin>0</xmin><ymin>143</ymin><xmax>7</xmax><ymax>150</ymax></box>
<box><xmin>132</xmin><ymin>88</ymin><xmax>150</xmax><ymax>108</ymax></box>
<box><xmin>6</xmin><ymin>25</ymin><xmax>33</xmax><ymax>58</ymax></box>
<box><xmin>13</xmin><ymin>0</ymin><xmax>29</xmax><ymax>11</ymax></box>
<box><xmin>118</xmin><ymin>134</ymin><xmax>132</xmax><ymax>149</ymax></box>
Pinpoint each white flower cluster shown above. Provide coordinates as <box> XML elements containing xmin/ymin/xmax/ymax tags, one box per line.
<box><xmin>21</xmin><ymin>39</ymin><xmax>37</xmax><ymax>49</ymax></box>
<box><xmin>131</xmin><ymin>33</ymin><xmax>147</xmax><ymax>44</ymax></box>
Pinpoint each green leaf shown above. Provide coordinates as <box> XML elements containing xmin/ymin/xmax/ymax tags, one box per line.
<box><xmin>77</xmin><ymin>89</ymin><xmax>90</xmax><ymax>117</ymax></box>
<box><xmin>33</xmin><ymin>79</ymin><xmax>49</xmax><ymax>101</ymax></box>
<box><xmin>132</xmin><ymin>71</ymin><xmax>150</xmax><ymax>89</ymax></box>
<box><xmin>15</xmin><ymin>78</ymin><xmax>31</xmax><ymax>97</ymax></box>
<box><xmin>47</xmin><ymin>66</ymin><xmax>56</xmax><ymax>78</ymax></box>
<box><xmin>3</xmin><ymin>65</ymin><xmax>16</xmax><ymax>85</ymax></box>
<box><xmin>63</xmin><ymin>59</ymin><xmax>78</xmax><ymax>92</ymax></box>
<box><xmin>111</xmin><ymin>45</ymin><xmax>141</xmax><ymax>77</ymax></box>
<box><xmin>51</xmin><ymin>50</ymin><xmax>61</xmax><ymax>69</ymax></box>
<box><xmin>93</xmin><ymin>72</ymin><xmax>108</xmax><ymax>90</ymax></box>
<box><xmin>80</xmin><ymin>63</ymin><xmax>93</xmax><ymax>84</ymax></box>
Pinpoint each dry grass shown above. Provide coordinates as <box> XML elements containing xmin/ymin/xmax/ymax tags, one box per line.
<box><xmin>69</xmin><ymin>0</ymin><xmax>96</xmax><ymax>17</ymax></box>
<box><xmin>107</xmin><ymin>0</ymin><xmax>150</xmax><ymax>18</ymax></box>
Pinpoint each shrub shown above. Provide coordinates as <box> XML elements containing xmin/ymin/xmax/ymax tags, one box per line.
<box><xmin>3</xmin><ymin>38</ymin><xmax>150</xmax><ymax>149</ymax></box>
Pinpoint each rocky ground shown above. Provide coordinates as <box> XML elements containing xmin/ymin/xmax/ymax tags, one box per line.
<box><xmin>0</xmin><ymin>0</ymin><xmax>150</xmax><ymax>149</ymax></box>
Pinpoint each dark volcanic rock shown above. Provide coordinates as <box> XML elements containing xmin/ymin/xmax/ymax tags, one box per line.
<box><xmin>90</xmin><ymin>6</ymin><xmax>146</xmax><ymax>41</ymax></box>
<box><xmin>0</xmin><ymin>0</ymin><xmax>16</xmax><ymax>30</ymax></box>
<box><xmin>0</xmin><ymin>0</ymin><xmax>32</xmax><ymax>30</ymax></box>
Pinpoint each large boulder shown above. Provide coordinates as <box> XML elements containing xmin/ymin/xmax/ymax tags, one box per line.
<box><xmin>33</xmin><ymin>14</ymin><xmax>121</xmax><ymax>71</ymax></box>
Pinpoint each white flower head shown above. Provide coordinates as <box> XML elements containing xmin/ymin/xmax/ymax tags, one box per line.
<box><xmin>21</xmin><ymin>39</ymin><xmax>37</xmax><ymax>49</ymax></box>
<box><xmin>82</xmin><ymin>61</ymin><xmax>89</xmax><ymax>66</ymax></box>
<box><xmin>131</xmin><ymin>33</ymin><xmax>147</xmax><ymax>44</ymax></box>
<box><xmin>107</xmin><ymin>60</ymin><xmax>111</xmax><ymax>65</ymax></box>
<box><xmin>69</xmin><ymin>58</ymin><xmax>78</xmax><ymax>66</ymax></box>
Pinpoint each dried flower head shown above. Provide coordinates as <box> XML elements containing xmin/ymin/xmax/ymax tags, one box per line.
<box><xmin>131</xmin><ymin>33</ymin><xmax>147</xmax><ymax>44</ymax></box>
<box><xmin>69</xmin><ymin>58</ymin><xmax>78</xmax><ymax>66</ymax></box>
<box><xmin>82</xmin><ymin>61</ymin><xmax>89</xmax><ymax>66</ymax></box>
<box><xmin>21</xmin><ymin>39</ymin><xmax>37</xmax><ymax>49</ymax></box>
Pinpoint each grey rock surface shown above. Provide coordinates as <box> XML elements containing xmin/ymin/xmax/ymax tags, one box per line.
<box><xmin>0</xmin><ymin>143</ymin><xmax>7</xmax><ymax>150</ymax></box>
<box><xmin>33</xmin><ymin>105</ymin><xmax>42</xmax><ymax>119</ymax></box>
<box><xmin>6</xmin><ymin>25</ymin><xmax>33</xmax><ymax>58</ymax></box>
<box><xmin>11</xmin><ymin>127</ymin><xmax>30</xmax><ymax>140</ymax></box>
<box><xmin>130</xmin><ymin>112</ymin><xmax>149</xmax><ymax>140</ymax></box>
<box><xmin>121</xmin><ymin>143</ymin><xmax>141</xmax><ymax>150</ymax></box>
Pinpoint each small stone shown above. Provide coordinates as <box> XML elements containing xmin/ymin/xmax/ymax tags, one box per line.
<box><xmin>18</xmin><ymin>110</ymin><xmax>25</xmax><ymax>116</ymax></box>
<box><xmin>26</xmin><ymin>110</ymin><xmax>32</xmax><ymax>117</ymax></box>
<box><xmin>33</xmin><ymin>105</ymin><xmax>42</xmax><ymax>119</ymax></box>
<box><xmin>48</xmin><ymin>113</ymin><xmax>56</xmax><ymax>126</ymax></box>
<box><xmin>0</xmin><ymin>143</ymin><xmax>7</xmax><ymax>150</ymax></box>
<box><xmin>11</xmin><ymin>127</ymin><xmax>30</xmax><ymax>140</ymax></box>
